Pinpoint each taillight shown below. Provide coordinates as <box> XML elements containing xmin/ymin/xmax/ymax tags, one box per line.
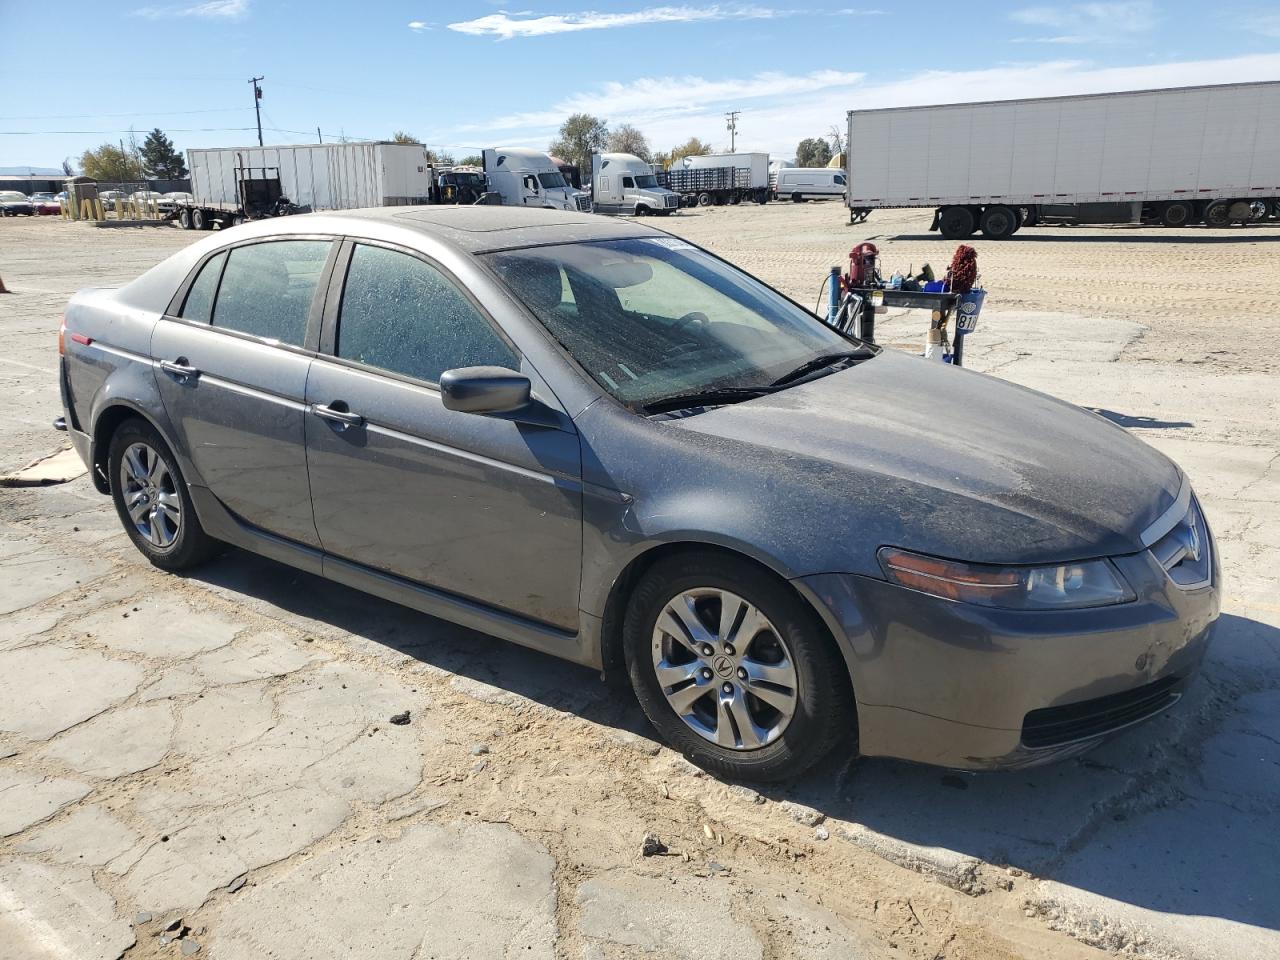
<box><xmin>58</xmin><ymin>318</ymin><xmax>66</xmax><ymax>356</ymax></box>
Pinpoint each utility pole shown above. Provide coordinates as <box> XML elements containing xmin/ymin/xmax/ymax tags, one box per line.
<box><xmin>248</xmin><ymin>76</ymin><xmax>264</xmax><ymax>146</ymax></box>
<box><xmin>725</xmin><ymin>110</ymin><xmax>740</xmax><ymax>152</ymax></box>
<box><xmin>317</xmin><ymin>127</ymin><xmax>323</xmax><ymax>144</ymax></box>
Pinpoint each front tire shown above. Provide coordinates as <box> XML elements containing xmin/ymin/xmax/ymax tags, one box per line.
<box><xmin>108</xmin><ymin>418</ymin><xmax>221</xmax><ymax>571</ymax></box>
<box><xmin>938</xmin><ymin>205</ymin><xmax>976</xmax><ymax>240</ymax></box>
<box><xmin>624</xmin><ymin>552</ymin><xmax>855</xmax><ymax>781</ymax></box>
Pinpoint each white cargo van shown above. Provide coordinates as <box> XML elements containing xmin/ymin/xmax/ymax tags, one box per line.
<box><xmin>482</xmin><ymin>148</ymin><xmax>591</xmax><ymax>212</ymax></box>
<box><xmin>774</xmin><ymin>167</ymin><xmax>846</xmax><ymax>202</ymax></box>
<box><xmin>590</xmin><ymin>153</ymin><xmax>680</xmax><ymax>215</ymax></box>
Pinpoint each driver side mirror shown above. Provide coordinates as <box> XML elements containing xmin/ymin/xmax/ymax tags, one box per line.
<box><xmin>439</xmin><ymin>366</ymin><xmax>531</xmax><ymax>415</ymax></box>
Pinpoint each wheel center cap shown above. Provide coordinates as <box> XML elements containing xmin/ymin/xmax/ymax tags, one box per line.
<box><xmin>712</xmin><ymin>655</ymin><xmax>735</xmax><ymax>678</ymax></box>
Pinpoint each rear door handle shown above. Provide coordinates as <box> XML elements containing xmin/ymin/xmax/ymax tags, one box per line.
<box><xmin>311</xmin><ymin>403</ymin><xmax>364</xmax><ymax>427</ymax></box>
<box><xmin>159</xmin><ymin>358</ymin><xmax>200</xmax><ymax>379</ymax></box>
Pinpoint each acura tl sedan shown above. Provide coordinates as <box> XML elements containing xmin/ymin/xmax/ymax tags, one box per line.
<box><xmin>57</xmin><ymin>207</ymin><xmax>1219</xmax><ymax>780</ymax></box>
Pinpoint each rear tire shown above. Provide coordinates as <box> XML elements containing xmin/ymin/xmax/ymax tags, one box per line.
<box><xmin>1161</xmin><ymin>201</ymin><xmax>1193</xmax><ymax>227</ymax></box>
<box><xmin>624</xmin><ymin>551</ymin><xmax>855</xmax><ymax>782</ymax></box>
<box><xmin>979</xmin><ymin>204</ymin><xmax>1018</xmax><ymax>239</ymax></box>
<box><xmin>177</xmin><ymin>208</ymin><xmax>192</xmax><ymax>230</ymax></box>
<box><xmin>1203</xmin><ymin>200</ymin><xmax>1231</xmax><ymax>228</ymax></box>
<box><xmin>697</xmin><ymin>192</ymin><xmax>713</xmax><ymax>207</ymax></box>
<box><xmin>191</xmin><ymin>208</ymin><xmax>207</xmax><ymax>230</ymax></box>
<box><xmin>938</xmin><ymin>206</ymin><xmax>976</xmax><ymax>240</ymax></box>
<box><xmin>108</xmin><ymin>418</ymin><xmax>221</xmax><ymax>572</ymax></box>
<box><xmin>791</xmin><ymin>192</ymin><xmax>803</xmax><ymax>203</ymax></box>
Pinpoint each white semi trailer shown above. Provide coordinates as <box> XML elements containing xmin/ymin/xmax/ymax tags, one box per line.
<box><xmin>482</xmin><ymin>148</ymin><xmax>592</xmax><ymax>212</ymax></box>
<box><xmin>845</xmin><ymin>81</ymin><xmax>1280</xmax><ymax>239</ymax></box>
<box><xmin>179</xmin><ymin>142</ymin><xmax>439</xmax><ymax>230</ymax></box>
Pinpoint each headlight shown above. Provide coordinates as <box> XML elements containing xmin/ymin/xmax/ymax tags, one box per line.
<box><xmin>877</xmin><ymin>547</ymin><xmax>1135</xmax><ymax>610</ymax></box>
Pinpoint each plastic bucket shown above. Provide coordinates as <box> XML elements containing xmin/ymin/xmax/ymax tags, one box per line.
<box><xmin>956</xmin><ymin>288</ymin><xmax>985</xmax><ymax>334</ymax></box>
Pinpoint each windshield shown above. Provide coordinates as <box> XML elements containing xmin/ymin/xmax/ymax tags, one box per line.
<box><xmin>633</xmin><ymin>174</ymin><xmax>659</xmax><ymax>189</ymax></box>
<box><xmin>485</xmin><ymin>238</ymin><xmax>865</xmax><ymax>409</ymax></box>
<box><xmin>537</xmin><ymin>172</ymin><xmax>567</xmax><ymax>189</ymax></box>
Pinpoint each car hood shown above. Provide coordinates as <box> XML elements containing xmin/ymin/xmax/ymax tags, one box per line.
<box><xmin>667</xmin><ymin>350</ymin><xmax>1182</xmax><ymax>565</ymax></box>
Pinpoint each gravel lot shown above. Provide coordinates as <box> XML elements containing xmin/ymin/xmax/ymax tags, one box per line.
<box><xmin>0</xmin><ymin>210</ymin><xmax>1277</xmax><ymax>960</ymax></box>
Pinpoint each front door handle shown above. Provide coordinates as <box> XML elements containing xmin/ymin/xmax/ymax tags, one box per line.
<box><xmin>159</xmin><ymin>358</ymin><xmax>200</xmax><ymax>379</ymax></box>
<box><xmin>311</xmin><ymin>402</ymin><xmax>364</xmax><ymax>427</ymax></box>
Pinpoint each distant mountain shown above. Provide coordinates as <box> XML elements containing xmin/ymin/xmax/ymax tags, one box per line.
<box><xmin>0</xmin><ymin>166</ymin><xmax>65</xmax><ymax>176</ymax></box>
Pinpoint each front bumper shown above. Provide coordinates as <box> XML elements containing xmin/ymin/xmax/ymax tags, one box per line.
<box><xmin>799</xmin><ymin>544</ymin><xmax>1220</xmax><ymax>770</ymax></box>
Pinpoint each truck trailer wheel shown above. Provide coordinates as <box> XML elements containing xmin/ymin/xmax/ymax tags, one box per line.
<box><xmin>177</xmin><ymin>208</ymin><xmax>192</xmax><ymax>230</ymax></box>
<box><xmin>697</xmin><ymin>192</ymin><xmax>713</xmax><ymax>207</ymax></box>
<box><xmin>979</xmin><ymin>205</ymin><xmax>1018</xmax><ymax>239</ymax></box>
<box><xmin>1202</xmin><ymin>200</ymin><xmax>1231</xmax><ymax>228</ymax></box>
<box><xmin>1160</xmin><ymin>201</ymin><xmax>1194</xmax><ymax>227</ymax></box>
<box><xmin>191</xmin><ymin>208</ymin><xmax>207</xmax><ymax>231</ymax></box>
<box><xmin>937</xmin><ymin>206</ymin><xmax>976</xmax><ymax>240</ymax></box>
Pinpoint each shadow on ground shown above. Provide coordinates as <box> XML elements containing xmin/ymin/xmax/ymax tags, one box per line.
<box><xmin>1088</xmin><ymin>408</ymin><xmax>1194</xmax><ymax>429</ymax></box>
<box><xmin>192</xmin><ymin>549</ymin><xmax>1279</xmax><ymax>936</ymax></box>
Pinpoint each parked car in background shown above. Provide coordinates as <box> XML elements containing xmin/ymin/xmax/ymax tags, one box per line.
<box><xmin>131</xmin><ymin>190</ymin><xmax>165</xmax><ymax>206</ymax></box>
<box><xmin>54</xmin><ymin>191</ymin><xmax>68</xmax><ymax>203</ymax></box>
<box><xmin>98</xmin><ymin>190</ymin><xmax>127</xmax><ymax>206</ymax></box>
<box><xmin>57</xmin><ymin>207</ymin><xmax>1219</xmax><ymax>781</ymax></box>
<box><xmin>0</xmin><ymin>191</ymin><xmax>35</xmax><ymax>216</ymax></box>
<box><xmin>158</xmin><ymin>192</ymin><xmax>193</xmax><ymax>213</ymax></box>
<box><xmin>29</xmin><ymin>193</ymin><xmax>61</xmax><ymax>215</ymax></box>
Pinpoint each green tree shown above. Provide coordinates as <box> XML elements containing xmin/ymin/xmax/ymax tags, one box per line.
<box><xmin>139</xmin><ymin>128</ymin><xmax>187</xmax><ymax>178</ymax></box>
<box><xmin>795</xmin><ymin>137</ymin><xmax>832</xmax><ymax>168</ymax></box>
<box><xmin>458</xmin><ymin>155</ymin><xmax>482</xmax><ymax>168</ymax></box>
<box><xmin>606</xmin><ymin>123</ymin><xmax>651</xmax><ymax>161</ymax></box>
<box><xmin>391</xmin><ymin>131</ymin><xmax>420</xmax><ymax>144</ymax></box>
<box><xmin>549</xmin><ymin>113</ymin><xmax>608</xmax><ymax>175</ymax></box>
<box><xmin>79</xmin><ymin>143</ymin><xmax>141</xmax><ymax>182</ymax></box>
<box><xmin>424</xmin><ymin>149</ymin><xmax>455</xmax><ymax>165</ymax></box>
<box><xmin>658</xmin><ymin>136</ymin><xmax>711</xmax><ymax>168</ymax></box>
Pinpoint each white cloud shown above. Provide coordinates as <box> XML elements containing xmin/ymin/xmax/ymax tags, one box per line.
<box><xmin>408</xmin><ymin>20</ymin><xmax>431</xmax><ymax>31</ymax></box>
<box><xmin>432</xmin><ymin>52</ymin><xmax>1280</xmax><ymax>157</ymax></box>
<box><xmin>1010</xmin><ymin>1</ymin><xmax>1155</xmax><ymax>43</ymax></box>
<box><xmin>133</xmin><ymin>0</ymin><xmax>248</xmax><ymax>18</ymax></box>
<box><xmin>457</xmin><ymin>69</ymin><xmax>864</xmax><ymax>133</ymax></box>
<box><xmin>446</xmin><ymin>5</ymin><xmax>783</xmax><ymax>40</ymax></box>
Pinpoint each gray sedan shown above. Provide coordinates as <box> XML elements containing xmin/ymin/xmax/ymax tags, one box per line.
<box><xmin>57</xmin><ymin>207</ymin><xmax>1219</xmax><ymax>780</ymax></box>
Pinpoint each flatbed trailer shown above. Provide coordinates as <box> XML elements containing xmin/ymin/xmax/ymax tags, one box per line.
<box><xmin>657</xmin><ymin>167</ymin><xmax>766</xmax><ymax>206</ymax></box>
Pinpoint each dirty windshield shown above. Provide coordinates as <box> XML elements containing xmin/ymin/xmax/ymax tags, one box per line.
<box><xmin>485</xmin><ymin>237</ymin><xmax>866</xmax><ymax>409</ymax></box>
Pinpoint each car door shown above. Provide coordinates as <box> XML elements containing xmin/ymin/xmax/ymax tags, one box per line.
<box><xmin>304</xmin><ymin>239</ymin><xmax>583</xmax><ymax>630</ymax></box>
<box><xmin>152</xmin><ymin>237</ymin><xmax>337</xmax><ymax>547</ymax></box>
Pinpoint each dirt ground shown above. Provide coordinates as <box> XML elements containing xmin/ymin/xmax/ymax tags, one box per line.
<box><xmin>1</xmin><ymin>210</ymin><xmax>1278</xmax><ymax>960</ymax></box>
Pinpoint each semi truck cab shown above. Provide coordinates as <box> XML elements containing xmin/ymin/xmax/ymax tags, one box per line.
<box><xmin>483</xmin><ymin>148</ymin><xmax>591</xmax><ymax>212</ymax></box>
<box><xmin>591</xmin><ymin>153</ymin><xmax>680</xmax><ymax>216</ymax></box>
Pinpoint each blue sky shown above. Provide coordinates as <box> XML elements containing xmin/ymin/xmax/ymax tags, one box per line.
<box><xmin>3</xmin><ymin>1</ymin><xmax>1278</xmax><ymax>169</ymax></box>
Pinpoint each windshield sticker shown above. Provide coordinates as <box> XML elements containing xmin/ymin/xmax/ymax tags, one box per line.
<box><xmin>642</xmin><ymin>238</ymin><xmax>696</xmax><ymax>250</ymax></box>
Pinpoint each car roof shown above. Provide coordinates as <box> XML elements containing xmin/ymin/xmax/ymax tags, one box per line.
<box><xmin>321</xmin><ymin>205</ymin><xmax>666</xmax><ymax>253</ymax></box>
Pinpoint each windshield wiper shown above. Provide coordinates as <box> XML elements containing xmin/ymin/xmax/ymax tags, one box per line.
<box><xmin>769</xmin><ymin>350</ymin><xmax>868</xmax><ymax>388</ymax></box>
<box><xmin>641</xmin><ymin>386</ymin><xmax>777</xmax><ymax>415</ymax></box>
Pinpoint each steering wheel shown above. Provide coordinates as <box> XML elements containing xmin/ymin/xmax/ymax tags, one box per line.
<box><xmin>672</xmin><ymin>311</ymin><xmax>709</xmax><ymax>334</ymax></box>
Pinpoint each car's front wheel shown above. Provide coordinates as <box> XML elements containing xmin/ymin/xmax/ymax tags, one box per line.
<box><xmin>108</xmin><ymin>418</ymin><xmax>221</xmax><ymax>571</ymax></box>
<box><xmin>625</xmin><ymin>552</ymin><xmax>854</xmax><ymax>781</ymax></box>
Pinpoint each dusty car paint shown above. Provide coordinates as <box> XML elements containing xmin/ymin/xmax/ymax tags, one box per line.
<box><xmin>59</xmin><ymin>206</ymin><xmax>1219</xmax><ymax>770</ymax></box>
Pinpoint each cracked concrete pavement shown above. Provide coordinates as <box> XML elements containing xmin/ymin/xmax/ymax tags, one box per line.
<box><xmin>1</xmin><ymin>212</ymin><xmax>1278</xmax><ymax>959</ymax></box>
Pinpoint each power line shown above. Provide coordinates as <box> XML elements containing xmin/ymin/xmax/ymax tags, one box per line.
<box><xmin>0</xmin><ymin>127</ymin><xmax>262</xmax><ymax>135</ymax></box>
<box><xmin>0</xmin><ymin>107</ymin><xmax>251</xmax><ymax>122</ymax></box>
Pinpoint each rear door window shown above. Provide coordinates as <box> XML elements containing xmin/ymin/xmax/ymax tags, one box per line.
<box><xmin>212</xmin><ymin>240</ymin><xmax>331</xmax><ymax>346</ymax></box>
<box><xmin>335</xmin><ymin>243</ymin><xmax>517</xmax><ymax>384</ymax></box>
<box><xmin>179</xmin><ymin>251</ymin><xmax>226</xmax><ymax>323</ymax></box>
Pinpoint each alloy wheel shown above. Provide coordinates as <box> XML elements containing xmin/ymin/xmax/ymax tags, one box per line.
<box><xmin>119</xmin><ymin>442</ymin><xmax>181</xmax><ymax>548</ymax></box>
<box><xmin>651</xmin><ymin>588</ymin><xmax>798</xmax><ymax>750</ymax></box>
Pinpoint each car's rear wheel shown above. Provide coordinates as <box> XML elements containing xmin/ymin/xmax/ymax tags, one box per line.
<box><xmin>108</xmin><ymin>418</ymin><xmax>220</xmax><ymax>571</ymax></box>
<box><xmin>624</xmin><ymin>552</ymin><xmax>854</xmax><ymax>781</ymax></box>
